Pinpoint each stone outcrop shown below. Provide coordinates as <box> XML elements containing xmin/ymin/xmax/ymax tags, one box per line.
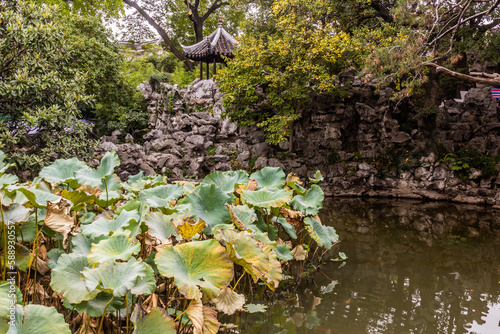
<box><xmin>96</xmin><ymin>77</ymin><xmax>500</xmax><ymax>208</ymax></box>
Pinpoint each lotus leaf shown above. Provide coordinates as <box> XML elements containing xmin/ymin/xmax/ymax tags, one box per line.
<box><xmin>226</xmin><ymin>204</ymin><xmax>258</xmax><ymax>231</ymax></box>
<box><xmin>75</xmin><ymin>152</ymin><xmax>119</xmax><ymax>188</ymax></box>
<box><xmin>47</xmin><ymin>249</ymin><xmax>65</xmax><ymax>269</ymax></box>
<box><xmin>0</xmin><ymin>174</ymin><xmax>18</xmax><ymax>188</ymax></box>
<box><xmin>176</xmin><ymin>218</ymin><xmax>206</xmax><ymax>240</ymax></box>
<box><xmin>70</xmin><ymin>292</ymin><xmax>126</xmax><ymax>317</ymax></box>
<box><xmin>82</xmin><ymin>257</ymin><xmax>147</xmax><ymax>297</ymax></box>
<box><xmin>81</xmin><ymin>209</ymin><xmax>140</xmax><ymax>238</ymax></box>
<box><xmin>186</xmin><ymin>300</ymin><xmax>220</xmax><ymax>334</ymax></box>
<box><xmin>211</xmin><ymin>287</ymin><xmax>245</xmax><ymax>315</ymax></box>
<box><xmin>16</xmin><ymin>187</ymin><xmax>60</xmax><ymax>208</ymax></box>
<box><xmin>50</xmin><ymin>253</ymin><xmax>99</xmax><ymax>304</ymax></box>
<box><xmin>244</xmin><ymin>303</ymin><xmax>268</xmax><ymax>313</ymax></box>
<box><xmin>87</xmin><ymin>230</ymin><xmax>141</xmax><ymax>265</ymax></box>
<box><xmin>39</xmin><ymin>158</ymin><xmax>88</xmax><ymax>188</ymax></box>
<box><xmin>217</xmin><ymin>229</ymin><xmax>281</xmax><ymax>290</ymax></box>
<box><xmin>1</xmin><ymin>204</ymin><xmax>31</xmax><ymax>226</ymax></box>
<box><xmin>276</xmin><ymin>244</ymin><xmax>293</xmax><ymax>261</ymax></box>
<box><xmin>304</xmin><ymin>217</ymin><xmax>339</xmax><ymax>250</ymax></box>
<box><xmin>138</xmin><ymin>184</ymin><xmax>184</xmax><ymax>208</ymax></box>
<box><xmin>201</xmin><ymin>171</ymin><xmax>249</xmax><ymax>194</ymax></box>
<box><xmin>289</xmin><ymin>185</ymin><xmax>324</xmax><ymax>216</ymax></box>
<box><xmin>130</xmin><ymin>262</ymin><xmax>156</xmax><ymax>296</ymax></box>
<box><xmin>0</xmin><ymin>281</ymin><xmax>22</xmax><ymax>332</ymax></box>
<box><xmin>155</xmin><ymin>239</ymin><xmax>234</xmax><ymax>301</ymax></box>
<box><xmin>184</xmin><ymin>184</ymin><xmax>231</xmax><ymax>232</ymax></box>
<box><xmin>308</xmin><ymin>170</ymin><xmax>324</xmax><ymax>184</ymax></box>
<box><xmin>131</xmin><ymin>306</ymin><xmax>176</xmax><ymax>334</ymax></box>
<box><xmin>249</xmin><ymin>167</ymin><xmax>286</xmax><ymax>189</ymax></box>
<box><xmin>0</xmin><ymin>243</ymin><xmax>32</xmax><ymax>271</ymax></box>
<box><xmin>291</xmin><ymin>245</ymin><xmax>308</xmax><ymax>261</ymax></box>
<box><xmin>144</xmin><ymin>211</ymin><xmax>177</xmax><ymax>243</ymax></box>
<box><xmin>44</xmin><ymin>198</ymin><xmax>76</xmax><ymax>248</ymax></box>
<box><xmin>274</xmin><ymin>217</ymin><xmax>298</xmax><ymax>239</ymax></box>
<box><xmin>241</xmin><ymin>188</ymin><xmax>292</xmax><ymax>209</ymax></box>
<box><xmin>7</xmin><ymin>305</ymin><xmax>70</xmax><ymax>334</ymax></box>
<box><xmin>60</xmin><ymin>189</ymin><xmax>95</xmax><ymax>211</ymax></box>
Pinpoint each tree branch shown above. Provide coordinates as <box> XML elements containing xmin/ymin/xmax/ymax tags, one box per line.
<box><xmin>424</xmin><ymin>62</ymin><xmax>500</xmax><ymax>86</ymax></box>
<box><xmin>123</xmin><ymin>0</ymin><xmax>193</xmax><ymax>69</ymax></box>
<box><xmin>202</xmin><ymin>0</ymin><xmax>228</xmax><ymax>22</ymax></box>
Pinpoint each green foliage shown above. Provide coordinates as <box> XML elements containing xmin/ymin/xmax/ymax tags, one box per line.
<box><xmin>0</xmin><ymin>2</ymin><xmax>95</xmax><ymax>175</ymax></box>
<box><xmin>443</xmin><ymin>148</ymin><xmax>499</xmax><ymax>179</ymax></box>
<box><xmin>0</xmin><ymin>150</ymin><xmax>337</xmax><ymax>332</ymax></box>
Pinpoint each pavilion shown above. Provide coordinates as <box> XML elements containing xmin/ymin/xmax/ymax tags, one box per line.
<box><xmin>180</xmin><ymin>17</ymin><xmax>237</xmax><ymax>80</ymax></box>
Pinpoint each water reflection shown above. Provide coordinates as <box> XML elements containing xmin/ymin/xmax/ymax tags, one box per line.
<box><xmin>229</xmin><ymin>199</ymin><xmax>500</xmax><ymax>334</ymax></box>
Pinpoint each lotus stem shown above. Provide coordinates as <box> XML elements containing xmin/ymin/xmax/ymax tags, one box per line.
<box><xmin>232</xmin><ymin>271</ymin><xmax>246</xmax><ymax>291</ymax></box>
<box><xmin>1</xmin><ymin>203</ymin><xmax>6</xmax><ymax>281</ymax></box>
<box><xmin>24</xmin><ymin>212</ymin><xmax>44</xmax><ymax>303</ymax></box>
<box><xmin>103</xmin><ymin>178</ymin><xmax>109</xmax><ymax>208</ymax></box>
<box><xmin>126</xmin><ymin>294</ymin><xmax>129</xmax><ymax>334</ymax></box>
<box><xmin>99</xmin><ymin>296</ymin><xmax>114</xmax><ymax>334</ymax></box>
<box><xmin>33</xmin><ymin>209</ymin><xmax>39</xmax><ymax>303</ymax></box>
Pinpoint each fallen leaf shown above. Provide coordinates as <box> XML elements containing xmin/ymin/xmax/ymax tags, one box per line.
<box><xmin>211</xmin><ymin>287</ymin><xmax>245</xmax><ymax>315</ymax></box>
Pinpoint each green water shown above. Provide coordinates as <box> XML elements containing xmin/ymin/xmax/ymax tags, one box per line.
<box><xmin>228</xmin><ymin>199</ymin><xmax>500</xmax><ymax>334</ymax></box>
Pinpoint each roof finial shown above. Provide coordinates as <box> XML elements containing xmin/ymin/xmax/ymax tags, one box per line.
<box><xmin>218</xmin><ymin>16</ymin><xmax>223</xmax><ymax>26</ymax></box>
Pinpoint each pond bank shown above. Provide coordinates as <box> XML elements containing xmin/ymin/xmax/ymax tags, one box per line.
<box><xmin>95</xmin><ymin>78</ymin><xmax>500</xmax><ymax>209</ymax></box>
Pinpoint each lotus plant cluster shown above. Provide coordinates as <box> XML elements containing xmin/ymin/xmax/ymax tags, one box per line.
<box><xmin>0</xmin><ymin>151</ymin><xmax>340</xmax><ymax>333</ymax></box>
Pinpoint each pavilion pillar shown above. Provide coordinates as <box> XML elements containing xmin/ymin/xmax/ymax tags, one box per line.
<box><xmin>206</xmin><ymin>61</ymin><xmax>209</xmax><ymax>80</ymax></box>
<box><xmin>213</xmin><ymin>58</ymin><xmax>216</xmax><ymax>76</ymax></box>
<box><xmin>199</xmin><ymin>61</ymin><xmax>202</xmax><ymax>80</ymax></box>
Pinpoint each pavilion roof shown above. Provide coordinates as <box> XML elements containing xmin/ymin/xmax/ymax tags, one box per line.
<box><xmin>180</xmin><ymin>18</ymin><xmax>237</xmax><ymax>62</ymax></box>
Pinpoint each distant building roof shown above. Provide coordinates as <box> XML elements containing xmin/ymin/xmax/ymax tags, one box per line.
<box><xmin>181</xmin><ymin>17</ymin><xmax>237</xmax><ymax>62</ymax></box>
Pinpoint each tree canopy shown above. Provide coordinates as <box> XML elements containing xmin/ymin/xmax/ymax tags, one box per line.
<box><xmin>218</xmin><ymin>0</ymin><xmax>500</xmax><ymax>145</ymax></box>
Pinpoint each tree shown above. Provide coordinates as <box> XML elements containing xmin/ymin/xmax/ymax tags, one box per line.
<box><xmin>0</xmin><ymin>1</ymin><xmax>134</xmax><ymax>174</ymax></box>
<box><xmin>217</xmin><ymin>0</ymin><xmax>367</xmax><ymax>146</ymax></box>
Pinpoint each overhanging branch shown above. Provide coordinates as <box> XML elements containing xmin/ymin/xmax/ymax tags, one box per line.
<box><xmin>423</xmin><ymin>62</ymin><xmax>500</xmax><ymax>86</ymax></box>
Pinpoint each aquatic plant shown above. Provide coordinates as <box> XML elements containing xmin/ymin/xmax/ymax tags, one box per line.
<box><xmin>0</xmin><ymin>151</ymin><xmax>339</xmax><ymax>333</ymax></box>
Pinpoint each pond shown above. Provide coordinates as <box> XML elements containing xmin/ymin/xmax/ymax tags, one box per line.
<box><xmin>227</xmin><ymin>199</ymin><xmax>500</xmax><ymax>334</ymax></box>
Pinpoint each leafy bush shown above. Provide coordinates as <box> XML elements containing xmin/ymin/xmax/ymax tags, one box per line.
<box><xmin>0</xmin><ymin>151</ymin><xmax>339</xmax><ymax>333</ymax></box>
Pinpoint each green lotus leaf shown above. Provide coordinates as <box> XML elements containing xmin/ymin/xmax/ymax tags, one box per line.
<box><xmin>138</xmin><ymin>184</ymin><xmax>184</xmax><ymax>208</ymax></box>
<box><xmin>130</xmin><ymin>262</ymin><xmax>156</xmax><ymax>296</ymax></box>
<box><xmin>155</xmin><ymin>239</ymin><xmax>234</xmax><ymax>301</ymax></box>
<box><xmin>50</xmin><ymin>253</ymin><xmax>99</xmax><ymax>304</ymax></box>
<box><xmin>39</xmin><ymin>158</ymin><xmax>88</xmax><ymax>188</ymax></box>
<box><xmin>132</xmin><ymin>306</ymin><xmax>176</xmax><ymax>334</ymax></box>
<box><xmin>244</xmin><ymin>303</ymin><xmax>268</xmax><ymax>313</ymax></box>
<box><xmin>0</xmin><ymin>281</ymin><xmax>22</xmax><ymax>332</ymax></box>
<box><xmin>274</xmin><ymin>217</ymin><xmax>297</xmax><ymax>239</ymax></box>
<box><xmin>16</xmin><ymin>220</ymin><xmax>37</xmax><ymax>243</ymax></box>
<box><xmin>249</xmin><ymin>167</ymin><xmax>286</xmax><ymax>189</ymax></box>
<box><xmin>304</xmin><ymin>217</ymin><xmax>339</xmax><ymax>250</ymax></box>
<box><xmin>201</xmin><ymin>171</ymin><xmax>249</xmax><ymax>194</ymax></box>
<box><xmin>308</xmin><ymin>170</ymin><xmax>324</xmax><ymax>184</ymax></box>
<box><xmin>7</xmin><ymin>305</ymin><xmax>70</xmax><ymax>334</ymax></box>
<box><xmin>184</xmin><ymin>184</ymin><xmax>231</xmax><ymax>232</ymax></box>
<box><xmin>289</xmin><ymin>185</ymin><xmax>324</xmax><ymax>216</ymax></box>
<box><xmin>0</xmin><ymin>174</ymin><xmax>18</xmax><ymax>188</ymax></box>
<box><xmin>276</xmin><ymin>244</ymin><xmax>293</xmax><ymax>261</ymax></box>
<box><xmin>1</xmin><ymin>242</ymin><xmax>32</xmax><ymax>271</ymax></box>
<box><xmin>144</xmin><ymin>212</ymin><xmax>177</xmax><ymax>243</ymax></box>
<box><xmin>82</xmin><ymin>257</ymin><xmax>147</xmax><ymax>298</ymax></box>
<box><xmin>16</xmin><ymin>187</ymin><xmax>60</xmax><ymax>208</ymax></box>
<box><xmin>241</xmin><ymin>188</ymin><xmax>292</xmax><ymax>209</ymax></box>
<box><xmin>128</xmin><ymin>171</ymin><xmax>145</xmax><ymax>183</ymax></box>
<box><xmin>60</xmin><ymin>189</ymin><xmax>96</xmax><ymax>211</ymax></box>
<box><xmin>216</xmin><ymin>229</ymin><xmax>281</xmax><ymax>290</ymax></box>
<box><xmin>71</xmin><ymin>292</ymin><xmax>126</xmax><ymax>317</ymax></box>
<box><xmin>81</xmin><ymin>209</ymin><xmax>140</xmax><ymax>238</ymax></box>
<box><xmin>286</xmin><ymin>181</ymin><xmax>307</xmax><ymax>196</ymax></box>
<box><xmin>47</xmin><ymin>249</ymin><xmax>65</xmax><ymax>269</ymax></box>
<box><xmin>88</xmin><ymin>230</ymin><xmax>141</xmax><ymax>265</ymax></box>
<box><xmin>98</xmin><ymin>151</ymin><xmax>120</xmax><ymax>177</ymax></box>
<box><xmin>75</xmin><ymin>152</ymin><xmax>120</xmax><ymax>188</ymax></box>
<box><xmin>1</xmin><ymin>204</ymin><xmax>31</xmax><ymax>225</ymax></box>
<box><xmin>71</xmin><ymin>233</ymin><xmax>108</xmax><ymax>256</ymax></box>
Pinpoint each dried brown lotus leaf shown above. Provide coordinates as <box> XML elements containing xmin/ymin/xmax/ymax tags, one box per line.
<box><xmin>285</xmin><ymin>172</ymin><xmax>302</xmax><ymax>185</ymax></box>
<box><xmin>280</xmin><ymin>207</ymin><xmax>304</xmax><ymax>227</ymax></box>
<box><xmin>211</xmin><ymin>287</ymin><xmax>245</xmax><ymax>315</ymax></box>
<box><xmin>291</xmin><ymin>245</ymin><xmax>308</xmax><ymax>261</ymax></box>
<box><xmin>44</xmin><ymin>198</ymin><xmax>77</xmax><ymax>248</ymax></box>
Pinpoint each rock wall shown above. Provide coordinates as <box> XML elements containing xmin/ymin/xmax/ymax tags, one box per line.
<box><xmin>96</xmin><ymin>77</ymin><xmax>500</xmax><ymax>208</ymax></box>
